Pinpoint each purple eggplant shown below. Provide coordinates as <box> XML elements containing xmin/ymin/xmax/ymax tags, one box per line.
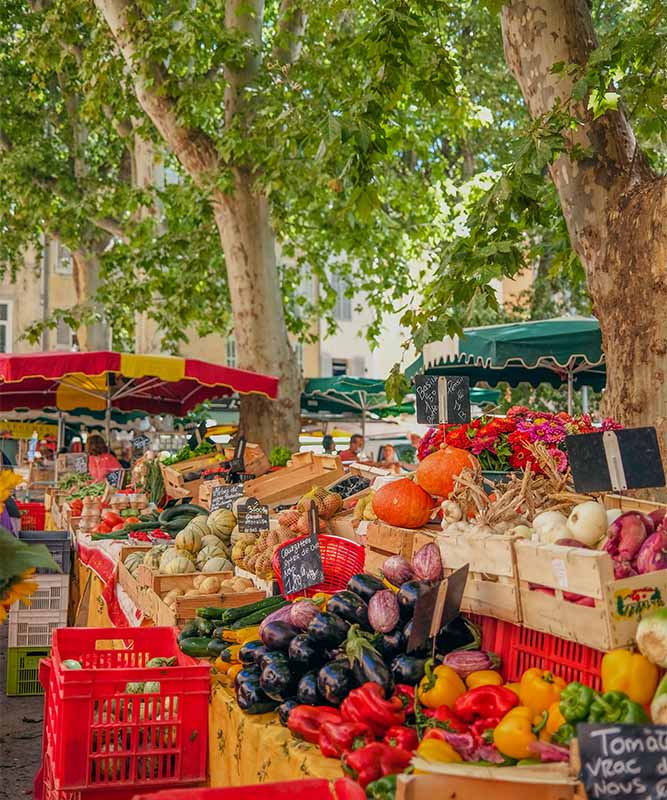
<box><xmin>260</xmin><ymin>621</ymin><xmax>299</xmax><ymax>651</ymax></box>
<box><xmin>368</xmin><ymin>590</ymin><xmax>400</xmax><ymax>633</ymax></box>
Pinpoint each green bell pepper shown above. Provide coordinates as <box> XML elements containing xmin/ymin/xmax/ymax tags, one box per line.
<box><xmin>560</xmin><ymin>682</ymin><xmax>597</xmax><ymax>723</ymax></box>
<box><xmin>366</xmin><ymin>774</ymin><xmax>397</xmax><ymax>800</ymax></box>
<box><xmin>588</xmin><ymin>691</ymin><xmax>649</xmax><ymax>724</ymax></box>
<box><xmin>552</xmin><ymin>723</ymin><xmax>577</xmax><ymax>746</ymax></box>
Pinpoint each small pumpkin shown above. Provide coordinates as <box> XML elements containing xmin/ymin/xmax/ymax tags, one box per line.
<box><xmin>162</xmin><ymin>555</ymin><xmax>196</xmax><ymax>574</ymax></box>
<box><xmin>202</xmin><ymin>556</ymin><xmax>233</xmax><ymax>573</ymax></box>
<box><xmin>201</xmin><ymin>534</ymin><xmax>223</xmax><ymax>550</ymax></box>
<box><xmin>371</xmin><ymin>478</ymin><xmax>433</xmax><ymax>529</ymax></box>
<box><xmin>175</xmin><ymin>527</ymin><xmax>202</xmax><ymax>554</ymax></box>
<box><xmin>196</xmin><ymin>544</ymin><xmax>226</xmax><ymax>569</ymax></box>
<box><xmin>185</xmin><ymin>515</ymin><xmax>210</xmax><ymax>538</ymax></box>
<box><xmin>415</xmin><ymin>445</ymin><xmax>479</xmax><ymax>499</ymax></box>
<box><xmin>208</xmin><ymin>508</ymin><xmax>236</xmax><ymax>538</ymax></box>
<box><xmin>159</xmin><ymin>547</ymin><xmax>179</xmax><ymax>571</ymax></box>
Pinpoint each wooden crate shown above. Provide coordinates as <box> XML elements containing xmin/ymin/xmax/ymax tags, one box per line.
<box><xmin>421</xmin><ymin>529</ymin><xmax>522</xmax><ymax>623</ymax></box>
<box><xmin>242</xmin><ymin>452</ymin><xmax>344</xmax><ymax>506</ymax></box>
<box><xmin>221</xmin><ymin>443</ymin><xmax>271</xmax><ymax>479</ymax></box>
<box><xmin>603</xmin><ymin>493</ymin><xmax>664</xmax><ymax>513</ymax></box>
<box><xmin>117</xmin><ymin>545</ymin><xmax>153</xmax><ymax>611</ymax></box>
<box><xmin>150</xmin><ymin>588</ymin><xmax>266</xmax><ymax>626</ymax></box>
<box><xmin>364</xmin><ymin>521</ymin><xmax>438</xmax><ymax>577</ymax></box>
<box><xmin>515</xmin><ymin>538</ymin><xmax>667</xmax><ymax>651</ymax></box>
<box><xmin>160</xmin><ymin>452</ymin><xmax>226</xmax><ymax>499</ymax></box>
<box><xmin>135</xmin><ymin>564</ymin><xmax>233</xmax><ymax>596</ymax></box>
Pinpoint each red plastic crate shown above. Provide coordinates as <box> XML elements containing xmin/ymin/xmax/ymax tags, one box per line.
<box><xmin>272</xmin><ymin>534</ymin><xmax>365</xmax><ymax>600</ymax></box>
<box><xmin>18</xmin><ymin>501</ymin><xmax>46</xmax><ymax>530</ymax></box>
<box><xmin>133</xmin><ymin>780</ymin><xmax>334</xmax><ymax>800</ymax></box>
<box><xmin>42</xmin><ymin>627</ymin><xmax>210</xmax><ymax>792</ymax></box>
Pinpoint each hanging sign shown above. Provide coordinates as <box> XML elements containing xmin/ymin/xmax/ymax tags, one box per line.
<box><xmin>414</xmin><ymin>375</ymin><xmax>471</xmax><ymax>425</ymax></box>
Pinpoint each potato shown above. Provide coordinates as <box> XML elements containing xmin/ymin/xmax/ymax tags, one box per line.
<box><xmin>231</xmin><ymin>578</ymin><xmax>249</xmax><ymax>592</ymax></box>
<box><xmin>192</xmin><ymin>574</ymin><xmax>206</xmax><ymax>590</ymax></box>
<box><xmin>185</xmin><ymin>588</ymin><xmax>200</xmax><ymax>596</ymax></box>
<box><xmin>199</xmin><ymin>576</ymin><xmax>220</xmax><ymax>594</ymax></box>
<box><xmin>163</xmin><ymin>588</ymin><xmax>184</xmax><ymax>603</ymax></box>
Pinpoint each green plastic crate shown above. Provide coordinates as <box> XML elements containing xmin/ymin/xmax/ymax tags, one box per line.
<box><xmin>6</xmin><ymin>646</ymin><xmax>50</xmax><ymax>696</ymax></box>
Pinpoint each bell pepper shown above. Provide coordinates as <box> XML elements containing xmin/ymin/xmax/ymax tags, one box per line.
<box><xmin>601</xmin><ymin>649</ymin><xmax>659</xmax><ymax>706</ymax></box>
<box><xmin>333</xmin><ymin>777</ymin><xmax>367</xmax><ymax>800</ymax></box>
<box><xmin>552</xmin><ymin>723</ymin><xmax>576</xmax><ymax>746</ymax></box>
<box><xmin>470</xmin><ymin>716</ymin><xmax>500</xmax><ymax>744</ymax></box>
<box><xmin>504</xmin><ymin>682</ymin><xmax>521</xmax><ymax>697</ymax></box>
<box><xmin>518</xmin><ymin>668</ymin><xmax>566</xmax><ymax>716</ymax></box>
<box><xmin>559</xmin><ymin>682</ymin><xmax>597</xmax><ymax>723</ymax></box>
<box><xmin>393</xmin><ymin>684</ymin><xmax>415</xmax><ymax>713</ymax></box>
<box><xmin>341</xmin><ymin>682</ymin><xmax>405</xmax><ymax>737</ymax></box>
<box><xmin>416</xmin><ymin>737</ymin><xmax>463</xmax><ymax>763</ymax></box>
<box><xmin>365</xmin><ymin>774</ymin><xmax>397</xmax><ymax>800</ymax></box>
<box><xmin>466</xmin><ymin>670</ymin><xmax>504</xmax><ymax>689</ymax></box>
<box><xmin>287</xmin><ymin>705</ymin><xmax>343</xmax><ymax>744</ymax></box>
<box><xmin>453</xmin><ymin>684</ymin><xmax>518</xmax><ymax>723</ymax></box>
<box><xmin>383</xmin><ymin>725</ymin><xmax>419</xmax><ymax>752</ymax></box>
<box><xmin>343</xmin><ymin>742</ymin><xmax>412</xmax><ymax>788</ymax></box>
<box><xmin>417</xmin><ymin>661</ymin><xmax>466</xmax><ymax>709</ymax></box>
<box><xmin>493</xmin><ymin>706</ymin><xmax>545</xmax><ymax>760</ymax></box>
<box><xmin>319</xmin><ymin>721</ymin><xmax>375</xmax><ymax>759</ymax></box>
<box><xmin>588</xmin><ymin>691</ymin><xmax>649</xmax><ymax>724</ymax></box>
<box><xmin>422</xmin><ymin>704</ymin><xmax>468</xmax><ymax>733</ymax></box>
<box><xmin>541</xmin><ymin>700</ymin><xmax>567</xmax><ymax>742</ymax></box>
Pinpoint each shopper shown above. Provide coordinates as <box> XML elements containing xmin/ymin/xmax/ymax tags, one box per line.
<box><xmin>338</xmin><ymin>434</ymin><xmax>365</xmax><ymax>462</ymax></box>
<box><xmin>322</xmin><ymin>435</ymin><xmax>337</xmax><ymax>455</ymax></box>
<box><xmin>86</xmin><ymin>433</ymin><xmax>123</xmax><ymax>482</ymax></box>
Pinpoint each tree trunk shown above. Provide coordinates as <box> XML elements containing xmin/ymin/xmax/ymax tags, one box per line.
<box><xmin>500</xmin><ymin>1</ymin><xmax>667</xmax><ymax>451</ymax></box>
<box><xmin>72</xmin><ymin>249</ymin><xmax>111</xmax><ymax>350</ymax></box>
<box><xmin>212</xmin><ymin>177</ymin><xmax>302</xmax><ymax>454</ymax></box>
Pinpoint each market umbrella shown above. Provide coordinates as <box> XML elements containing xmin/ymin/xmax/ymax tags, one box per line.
<box><xmin>408</xmin><ymin>317</ymin><xmax>605</xmax><ymax>413</ymax></box>
<box><xmin>0</xmin><ymin>351</ymin><xmax>279</xmax><ymax>442</ymax></box>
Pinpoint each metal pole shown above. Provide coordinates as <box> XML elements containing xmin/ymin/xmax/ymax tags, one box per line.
<box><xmin>105</xmin><ymin>392</ymin><xmax>111</xmax><ymax>443</ymax></box>
<box><xmin>582</xmin><ymin>385</ymin><xmax>589</xmax><ymax>415</ymax></box>
<box><xmin>567</xmin><ymin>370</ymin><xmax>574</xmax><ymax>415</ymax></box>
<box><xmin>57</xmin><ymin>411</ymin><xmax>64</xmax><ymax>450</ymax></box>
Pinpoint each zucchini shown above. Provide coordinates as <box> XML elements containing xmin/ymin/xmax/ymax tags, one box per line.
<box><xmin>220</xmin><ymin>596</ymin><xmax>286</xmax><ymax>625</ymax></box>
<box><xmin>178</xmin><ymin>621</ymin><xmax>200</xmax><ymax>641</ymax></box>
<box><xmin>227</xmin><ymin>602</ymin><xmax>288</xmax><ymax>630</ymax></box>
<box><xmin>159</xmin><ymin>504</ymin><xmax>208</xmax><ymax>525</ymax></box>
<box><xmin>213</xmin><ymin>625</ymin><xmax>227</xmax><ymax>640</ymax></box>
<box><xmin>179</xmin><ymin>637</ymin><xmax>213</xmax><ymax>658</ymax></box>
<box><xmin>162</xmin><ymin>515</ymin><xmax>199</xmax><ymax>533</ymax></box>
<box><xmin>194</xmin><ymin>616</ymin><xmax>215</xmax><ymax>636</ymax></box>
<box><xmin>207</xmin><ymin>639</ymin><xmax>229</xmax><ymax>658</ymax></box>
<box><xmin>197</xmin><ymin>606</ymin><xmax>227</xmax><ymax>621</ymax></box>
<box><xmin>217</xmin><ymin>645</ymin><xmax>242</xmax><ymax>663</ymax></box>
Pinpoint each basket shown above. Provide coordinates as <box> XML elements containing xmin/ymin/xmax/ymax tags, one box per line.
<box><xmin>18</xmin><ymin>501</ymin><xmax>46</xmax><ymax>530</ymax></box>
<box><xmin>42</xmin><ymin>626</ymin><xmax>210</xmax><ymax>792</ymax></box>
<box><xmin>133</xmin><ymin>780</ymin><xmax>334</xmax><ymax>800</ymax></box>
<box><xmin>6</xmin><ymin>645</ymin><xmax>50</xmax><ymax>696</ymax></box>
<box><xmin>18</xmin><ymin>529</ymin><xmax>71</xmax><ymax>574</ymax></box>
<box><xmin>272</xmin><ymin>534</ymin><xmax>365</xmax><ymax>599</ymax></box>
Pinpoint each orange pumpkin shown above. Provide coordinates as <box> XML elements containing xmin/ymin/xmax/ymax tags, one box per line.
<box><xmin>371</xmin><ymin>478</ymin><xmax>434</xmax><ymax>529</ymax></box>
<box><xmin>416</xmin><ymin>445</ymin><xmax>479</xmax><ymax>499</ymax></box>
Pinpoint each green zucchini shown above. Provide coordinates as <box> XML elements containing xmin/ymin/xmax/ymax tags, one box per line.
<box><xmin>162</xmin><ymin>516</ymin><xmax>199</xmax><ymax>533</ymax></box>
<box><xmin>179</xmin><ymin>637</ymin><xmax>213</xmax><ymax>658</ymax></box>
<box><xmin>159</xmin><ymin>504</ymin><xmax>208</xmax><ymax>525</ymax></box>
<box><xmin>206</xmin><ymin>639</ymin><xmax>229</xmax><ymax>658</ymax></box>
<box><xmin>227</xmin><ymin>602</ymin><xmax>289</xmax><ymax>629</ymax></box>
<box><xmin>193</xmin><ymin>616</ymin><xmax>216</xmax><ymax>636</ymax></box>
<box><xmin>220</xmin><ymin>597</ymin><xmax>286</xmax><ymax>626</ymax></box>
<box><xmin>197</xmin><ymin>607</ymin><xmax>227</xmax><ymax>621</ymax></box>
<box><xmin>178</xmin><ymin>621</ymin><xmax>200</xmax><ymax>641</ymax></box>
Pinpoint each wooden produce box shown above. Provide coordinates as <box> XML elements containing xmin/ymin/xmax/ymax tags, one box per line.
<box><xmin>604</xmin><ymin>493</ymin><xmax>664</xmax><ymax>514</ymax></box>
<box><xmin>221</xmin><ymin>443</ymin><xmax>271</xmax><ymax>479</ymax></box>
<box><xmin>135</xmin><ymin>564</ymin><xmax>233</xmax><ymax>596</ymax></box>
<box><xmin>421</xmin><ymin>529</ymin><xmax>522</xmax><ymax>623</ymax></box>
<box><xmin>242</xmin><ymin>452</ymin><xmax>344</xmax><ymax>506</ymax></box>
<box><xmin>365</xmin><ymin>521</ymin><xmax>438</xmax><ymax>577</ymax></box>
<box><xmin>160</xmin><ymin>452</ymin><xmax>226</xmax><ymax>499</ymax></box>
<box><xmin>151</xmin><ymin>587</ymin><xmax>265</xmax><ymax>626</ymax></box>
<box><xmin>117</xmin><ymin>545</ymin><xmax>153</xmax><ymax>610</ymax></box>
<box><xmin>515</xmin><ymin>538</ymin><xmax>667</xmax><ymax>651</ymax></box>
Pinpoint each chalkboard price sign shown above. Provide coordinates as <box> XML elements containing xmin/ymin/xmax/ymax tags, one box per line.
<box><xmin>237</xmin><ymin>497</ymin><xmax>270</xmax><ymax>533</ymax></box>
<box><xmin>106</xmin><ymin>469</ymin><xmax>124</xmax><ymax>489</ymax></box>
<box><xmin>210</xmin><ymin>483</ymin><xmax>244</xmax><ymax>512</ymax></box>
<box><xmin>414</xmin><ymin>375</ymin><xmax>471</xmax><ymax>425</ymax></box>
<box><xmin>578</xmin><ymin>723</ymin><xmax>667</xmax><ymax>800</ymax></box>
<box><xmin>73</xmin><ymin>454</ymin><xmax>88</xmax><ymax>474</ymax></box>
<box><xmin>407</xmin><ymin>564</ymin><xmax>469</xmax><ymax>653</ymax></box>
<box><xmin>132</xmin><ymin>435</ymin><xmax>151</xmax><ymax>455</ymax></box>
<box><xmin>277</xmin><ymin>504</ymin><xmax>324</xmax><ymax>596</ymax></box>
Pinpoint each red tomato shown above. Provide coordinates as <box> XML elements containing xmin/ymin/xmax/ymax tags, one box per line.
<box><xmin>101</xmin><ymin>510</ymin><xmax>123</xmax><ymax>526</ymax></box>
<box><xmin>111</xmin><ymin>523</ymin><xmax>126</xmax><ymax>532</ymax></box>
<box><xmin>98</xmin><ymin>522</ymin><xmax>112</xmax><ymax>534</ymax></box>
<box><xmin>124</xmin><ymin>516</ymin><xmax>140</xmax><ymax>524</ymax></box>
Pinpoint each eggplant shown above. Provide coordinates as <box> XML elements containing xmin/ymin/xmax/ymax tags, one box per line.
<box><xmin>260</xmin><ymin>621</ymin><xmax>299</xmax><ymax>652</ymax></box>
<box><xmin>391</xmin><ymin>654</ymin><xmax>426</xmax><ymax>685</ymax></box>
<box><xmin>239</xmin><ymin>640</ymin><xmax>265</xmax><ymax>665</ymax></box>
<box><xmin>258</xmin><ymin>651</ymin><xmax>290</xmax><ymax>673</ymax></box>
<box><xmin>377</xmin><ymin>628</ymin><xmax>406</xmax><ymax>660</ymax></box>
<box><xmin>347</xmin><ymin>573</ymin><xmax>386</xmax><ymax>603</ymax></box>
<box><xmin>397</xmin><ymin>580</ymin><xmax>432</xmax><ymax>620</ymax></box>
<box><xmin>351</xmin><ymin>647</ymin><xmax>393</xmax><ymax>695</ymax></box>
<box><xmin>235</xmin><ymin>678</ymin><xmax>279</xmax><ymax>714</ymax></box>
<box><xmin>288</xmin><ymin>634</ymin><xmax>324</xmax><ymax>672</ymax></box>
<box><xmin>326</xmin><ymin>591</ymin><xmax>370</xmax><ymax>629</ymax></box>
<box><xmin>296</xmin><ymin>670</ymin><xmax>325</xmax><ymax>705</ymax></box>
<box><xmin>278</xmin><ymin>699</ymin><xmax>299</xmax><ymax>726</ymax></box>
<box><xmin>435</xmin><ymin>616</ymin><xmax>482</xmax><ymax>655</ymax></box>
<box><xmin>233</xmin><ymin>665</ymin><xmax>261</xmax><ymax>689</ymax></box>
<box><xmin>251</xmin><ymin>644</ymin><xmax>269</xmax><ymax>666</ymax></box>
<box><xmin>260</xmin><ymin>659</ymin><xmax>297</xmax><ymax>701</ymax></box>
<box><xmin>317</xmin><ymin>661</ymin><xmax>356</xmax><ymax>706</ymax></box>
<box><xmin>307</xmin><ymin>612</ymin><xmax>349</xmax><ymax>647</ymax></box>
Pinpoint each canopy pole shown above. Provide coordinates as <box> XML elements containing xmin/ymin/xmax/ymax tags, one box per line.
<box><xmin>582</xmin><ymin>385</ymin><xmax>589</xmax><ymax>415</ymax></box>
<box><xmin>57</xmin><ymin>411</ymin><xmax>64</xmax><ymax>450</ymax></box>
<box><xmin>105</xmin><ymin>387</ymin><xmax>111</xmax><ymax>443</ymax></box>
<box><xmin>567</xmin><ymin>369</ymin><xmax>574</xmax><ymax>415</ymax></box>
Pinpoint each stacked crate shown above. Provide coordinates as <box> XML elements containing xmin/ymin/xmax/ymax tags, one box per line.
<box><xmin>6</xmin><ymin>529</ymin><xmax>71</xmax><ymax>696</ymax></box>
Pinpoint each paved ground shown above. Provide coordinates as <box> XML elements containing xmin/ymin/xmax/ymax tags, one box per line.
<box><xmin>0</xmin><ymin>623</ymin><xmax>44</xmax><ymax>800</ymax></box>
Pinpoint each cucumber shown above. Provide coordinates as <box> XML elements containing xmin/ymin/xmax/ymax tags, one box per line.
<box><xmin>178</xmin><ymin>621</ymin><xmax>200</xmax><ymax>641</ymax></box>
<box><xmin>179</xmin><ymin>637</ymin><xmax>213</xmax><ymax>658</ymax></box>
<box><xmin>194</xmin><ymin>616</ymin><xmax>215</xmax><ymax>636</ymax></box>
<box><xmin>207</xmin><ymin>639</ymin><xmax>229</xmax><ymax>658</ymax></box>
<box><xmin>159</xmin><ymin>504</ymin><xmax>208</xmax><ymax>525</ymax></box>
<box><xmin>227</xmin><ymin>602</ymin><xmax>288</xmax><ymax>629</ymax></box>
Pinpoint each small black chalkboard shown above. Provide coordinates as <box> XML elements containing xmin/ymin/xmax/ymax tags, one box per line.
<box><xmin>277</xmin><ymin>504</ymin><xmax>324</xmax><ymax>596</ymax></box>
<box><xmin>210</xmin><ymin>483</ymin><xmax>244</xmax><ymax>512</ymax></box>
<box><xmin>132</xmin><ymin>435</ymin><xmax>151</xmax><ymax>455</ymax></box>
<box><xmin>414</xmin><ymin>375</ymin><xmax>471</xmax><ymax>425</ymax></box>
<box><xmin>73</xmin><ymin>454</ymin><xmax>88</xmax><ymax>474</ymax></box>
<box><xmin>578</xmin><ymin>723</ymin><xmax>667</xmax><ymax>799</ymax></box>
<box><xmin>407</xmin><ymin>564</ymin><xmax>469</xmax><ymax>653</ymax></box>
<box><xmin>106</xmin><ymin>469</ymin><xmax>124</xmax><ymax>489</ymax></box>
<box><xmin>566</xmin><ymin>427</ymin><xmax>665</xmax><ymax>494</ymax></box>
<box><xmin>237</xmin><ymin>497</ymin><xmax>270</xmax><ymax>533</ymax></box>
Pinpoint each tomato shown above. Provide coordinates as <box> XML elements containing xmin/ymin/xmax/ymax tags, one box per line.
<box><xmin>101</xmin><ymin>510</ymin><xmax>123</xmax><ymax>526</ymax></box>
<box><xmin>111</xmin><ymin>523</ymin><xmax>126</xmax><ymax>532</ymax></box>
<box><xmin>124</xmin><ymin>516</ymin><xmax>140</xmax><ymax>524</ymax></box>
<box><xmin>97</xmin><ymin>522</ymin><xmax>112</xmax><ymax>534</ymax></box>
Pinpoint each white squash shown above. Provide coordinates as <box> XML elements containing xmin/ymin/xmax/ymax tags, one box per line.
<box><xmin>201</xmin><ymin>534</ymin><xmax>223</xmax><ymax>550</ymax></box>
<box><xmin>185</xmin><ymin>515</ymin><xmax>210</xmax><ymax>538</ymax></box>
<box><xmin>202</xmin><ymin>556</ymin><xmax>233</xmax><ymax>573</ymax></box>
<box><xmin>159</xmin><ymin>547</ymin><xmax>179</xmax><ymax>571</ymax></box>
<box><xmin>208</xmin><ymin>509</ymin><xmax>236</xmax><ymax>538</ymax></box>
<box><xmin>162</xmin><ymin>555</ymin><xmax>196</xmax><ymax>574</ymax></box>
<box><xmin>175</xmin><ymin>528</ymin><xmax>202</xmax><ymax>553</ymax></box>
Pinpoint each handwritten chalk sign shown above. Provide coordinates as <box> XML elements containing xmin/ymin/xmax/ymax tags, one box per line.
<box><xmin>578</xmin><ymin>723</ymin><xmax>667</xmax><ymax>799</ymax></box>
<box><xmin>414</xmin><ymin>375</ymin><xmax>471</xmax><ymax>425</ymax></box>
<box><xmin>73</xmin><ymin>454</ymin><xmax>88</xmax><ymax>474</ymax></box>
<box><xmin>278</xmin><ymin>504</ymin><xmax>324</xmax><ymax>596</ymax></box>
<box><xmin>106</xmin><ymin>469</ymin><xmax>124</xmax><ymax>489</ymax></box>
<box><xmin>566</xmin><ymin>427</ymin><xmax>665</xmax><ymax>494</ymax></box>
<box><xmin>210</xmin><ymin>483</ymin><xmax>244</xmax><ymax>512</ymax></box>
<box><xmin>237</xmin><ymin>496</ymin><xmax>269</xmax><ymax>533</ymax></box>
<box><xmin>132</xmin><ymin>435</ymin><xmax>151</xmax><ymax>455</ymax></box>
<box><xmin>407</xmin><ymin>564</ymin><xmax>469</xmax><ymax>653</ymax></box>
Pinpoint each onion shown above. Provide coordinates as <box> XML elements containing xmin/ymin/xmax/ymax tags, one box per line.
<box><xmin>566</xmin><ymin>501</ymin><xmax>608</xmax><ymax>546</ymax></box>
<box><xmin>532</xmin><ymin>511</ymin><xmax>569</xmax><ymax>544</ymax></box>
<box><xmin>554</xmin><ymin>538</ymin><xmax>592</xmax><ymax>549</ymax></box>
<box><xmin>636</xmin><ymin>530</ymin><xmax>667</xmax><ymax>574</ymax></box>
<box><xmin>288</xmin><ymin>599</ymin><xmax>320</xmax><ymax>630</ymax></box>
<box><xmin>412</xmin><ymin>542</ymin><xmax>443</xmax><ymax>582</ymax></box>
<box><xmin>368</xmin><ymin>590</ymin><xmax>400</xmax><ymax>633</ymax></box>
<box><xmin>382</xmin><ymin>555</ymin><xmax>414</xmax><ymax>586</ymax></box>
<box><xmin>604</xmin><ymin>512</ymin><xmax>649</xmax><ymax>563</ymax></box>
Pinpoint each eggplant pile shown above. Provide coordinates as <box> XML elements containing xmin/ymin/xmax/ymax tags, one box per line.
<box><xmin>234</xmin><ymin>572</ymin><xmax>481</xmax><ymax>719</ymax></box>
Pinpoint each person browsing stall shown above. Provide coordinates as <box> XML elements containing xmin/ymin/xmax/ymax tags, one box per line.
<box><xmin>86</xmin><ymin>433</ymin><xmax>123</xmax><ymax>482</ymax></box>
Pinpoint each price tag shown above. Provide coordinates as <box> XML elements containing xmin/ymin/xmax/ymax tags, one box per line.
<box><xmin>237</xmin><ymin>497</ymin><xmax>270</xmax><ymax>533</ymax></box>
<box><xmin>210</xmin><ymin>483</ymin><xmax>244</xmax><ymax>512</ymax></box>
<box><xmin>106</xmin><ymin>469</ymin><xmax>124</xmax><ymax>489</ymax></box>
<box><xmin>132</xmin><ymin>435</ymin><xmax>151</xmax><ymax>455</ymax></box>
<box><xmin>72</xmin><ymin>454</ymin><xmax>88</xmax><ymax>474</ymax></box>
<box><xmin>277</xmin><ymin>503</ymin><xmax>324</xmax><ymax>596</ymax></box>
<box><xmin>415</xmin><ymin>375</ymin><xmax>471</xmax><ymax>425</ymax></box>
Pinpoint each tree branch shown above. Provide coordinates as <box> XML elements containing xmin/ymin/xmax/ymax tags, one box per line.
<box><xmin>94</xmin><ymin>216</ymin><xmax>129</xmax><ymax>243</ymax></box>
<box><xmin>93</xmin><ymin>0</ymin><xmax>221</xmax><ymax>187</ymax></box>
<box><xmin>273</xmin><ymin>0</ymin><xmax>307</xmax><ymax>66</ymax></box>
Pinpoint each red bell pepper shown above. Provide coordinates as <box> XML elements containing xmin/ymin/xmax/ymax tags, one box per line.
<box><xmin>341</xmin><ymin>683</ymin><xmax>406</xmax><ymax>737</ymax></box>
<box><xmin>333</xmin><ymin>777</ymin><xmax>367</xmax><ymax>800</ymax></box>
<box><xmin>470</xmin><ymin>716</ymin><xmax>500</xmax><ymax>744</ymax></box>
<box><xmin>422</xmin><ymin>704</ymin><xmax>468</xmax><ymax>733</ymax></box>
<box><xmin>453</xmin><ymin>685</ymin><xmax>518</xmax><ymax>723</ymax></box>
<box><xmin>318</xmin><ymin>721</ymin><xmax>375</xmax><ymax>759</ymax></box>
<box><xmin>287</xmin><ymin>705</ymin><xmax>343</xmax><ymax>744</ymax></box>
<box><xmin>343</xmin><ymin>742</ymin><xmax>412</xmax><ymax>788</ymax></box>
<box><xmin>101</xmin><ymin>509</ymin><xmax>123</xmax><ymax>526</ymax></box>
<box><xmin>383</xmin><ymin>725</ymin><xmax>418</xmax><ymax>752</ymax></box>
<box><xmin>393</xmin><ymin>684</ymin><xmax>415</xmax><ymax>712</ymax></box>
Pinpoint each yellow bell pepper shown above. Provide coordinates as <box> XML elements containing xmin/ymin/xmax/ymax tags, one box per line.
<box><xmin>418</xmin><ymin>663</ymin><xmax>466</xmax><ymax>709</ymax></box>
<box><xmin>601</xmin><ymin>648</ymin><xmax>659</xmax><ymax>705</ymax></box>
<box><xmin>504</xmin><ymin>682</ymin><xmax>521</xmax><ymax>697</ymax></box>
<box><xmin>493</xmin><ymin>706</ymin><xmax>540</xmax><ymax>760</ymax></box>
<box><xmin>518</xmin><ymin>668</ymin><xmax>566</xmax><ymax>716</ymax></box>
<box><xmin>541</xmin><ymin>701</ymin><xmax>566</xmax><ymax>742</ymax></box>
<box><xmin>466</xmin><ymin>670</ymin><xmax>504</xmax><ymax>689</ymax></box>
<box><xmin>416</xmin><ymin>738</ymin><xmax>463</xmax><ymax>763</ymax></box>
